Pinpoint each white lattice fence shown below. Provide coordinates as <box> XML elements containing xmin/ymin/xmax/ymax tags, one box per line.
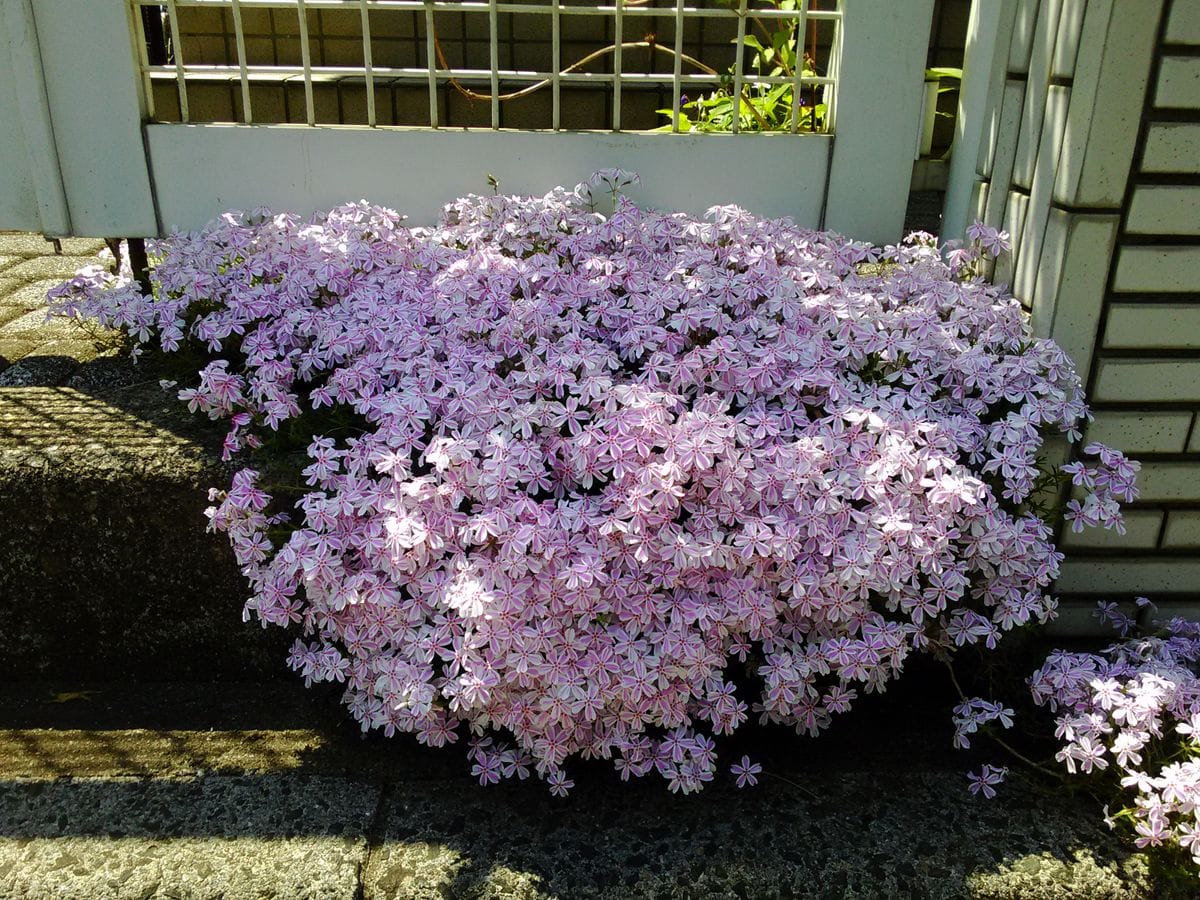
<box><xmin>1</xmin><ymin>0</ymin><xmax>934</xmax><ymax>242</ymax></box>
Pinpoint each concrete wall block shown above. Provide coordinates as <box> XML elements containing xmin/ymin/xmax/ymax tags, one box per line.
<box><xmin>1012</xmin><ymin>0</ymin><xmax>1064</xmax><ymax>190</ymax></box>
<box><xmin>1050</xmin><ymin>0</ymin><xmax>1086</xmax><ymax>79</ymax></box>
<box><xmin>1045</xmin><ymin>599</ymin><xmax>1133</xmax><ymax>636</ymax></box>
<box><xmin>982</xmin><ymin>82</ymin><xmax>1027</xmax><ymax>228</ymax></box>
<box><xmin>822</xmin><ymin>0</ymin><xmax>935</xmax><ymax>243</ymax></box>
<box><xmin>0</xmin><ymin>7</ymin><xmax>43</xmax><ymax>231</ymax></box>
<box><xmin>31</xmin><ymin>0</ymin><xmax>158</xmax><ymax>235</ymax></box>
<box><xmin>1036</xmin><ymin>211</ymin><xmax>1118</xmax><ymax>373</ymax></box>
<box><xmin>1144</xmin><ymin>601</ymin><xmax>1200</xmax><ymax>626</ymax></box>
<box><xmin>1113</xmin><ymin>245</ymin><xmax>1200</xmax><ymax>292</ymax></box>
<box><xmin>1164</xmin><ymin>510</ymin><xmax>1200</xmax><ymax>548</ymax></box>
<box><xmin>1015</xmin><ymin>85</ymin><xmax>1071</xmax><ymax>309</ymax></box>
<box><xmin>1129</xmin><ymin>462</ymin><xmax>1200</xmax><ymax>502</ymax></box>
<box><xmin>1167</xmin><ymin>0</ymin><xmax>1200</xmax><ymax>44</ymax></box>
<box><xmin>1142</xmin><ymin>123</ymin><xmax>1200</xmax><ymax>173</ymax></box>
<box><xmin>1061</xmin><ymin>509</ymin><xmax>1163</xmax><ymax>549</ymax></box>
<box><xmin>1095</xmin><ymin>358</ymin><xmax>1200</xmax><ymax>403</ymax></box>
<box><xmin>1058</xmin><ymin>557</ymin><xmax>1200</xmax><ymax>593</ymax></box>
<box><xmin>1127</xmin><ymin>185</ymin><xmax>1200</xmax><ymax>235</ymax></box>
<box><xmin>1054</xmin><ymin>0</ymin><xmax>1164</xmax><ymax>207</ymax></box>
<box><xmin>1156</xmin><ymin>56</ymin><xmax>1200</xmax><ymax>109</ymax></box>
<box><xmin>970</xmin><ymin>179</ymin><xmax>989</xmax><ymax>223</ymax></box>
<box><xmin>1031</xmin><ymin>205</ymin><xmax>1069</xmax><ymax>336</ymax></box>
<box><xmin>1008</xmin><ymin>0</ymin><xmax>1043</xmax><ymax>73</ymax></box>
<box><xmin>1086</xmin><ymin>410</ymin><xmax>1193</xmax><ymax>453</ymax></box>
<box><xmin>146</xmin><ymin>124</ymin><xmax>832</xmax><ymax>232</ymax></box>
<box><xmin>1104</xmin><ymin>303</ymin><xmax>1200</xmax><ymax>349</ymax></box>
<box><xmin>993</xmin><ymin>190</ymin><xmax>1029</xmax><ymax>289</ymax></box>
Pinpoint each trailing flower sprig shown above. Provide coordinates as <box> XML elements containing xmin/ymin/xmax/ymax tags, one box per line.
<box><xmin>1030</xmin><ymin>606</ymin><xmax>1200</xmax><ymax>866</ymax></box>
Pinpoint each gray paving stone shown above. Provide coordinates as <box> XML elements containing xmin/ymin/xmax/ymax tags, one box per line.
<box><xmin>56</xmin><ymin>237</ymin><xmax>108</xmax><ymax>256</ymax></box>
<box><xmin>0</xmin><ymin>233</ymin><xmax>105</xmax><ymax>257</ymax></box>
<box><xmin>0</xmin><ymin>278</ymin><xmax>29</xmax><ymax>299</ymax></box>
<box><xmin>0</xmin><ymin>776</ymin><xmax>379</xmax><ymax>900</ymax></box>
<box><xmin>0</xmin><ymin>338</ymin><xmax>37</xmax><ymax>369</ymax></box>
<box><xmin>0</xmin><ymin>308</ymin><xmax>28</xmax><ymax>331</ymax></box>
<box><xmin>0</xmin><ymin>355</ymin><xmax>81</xmax><ymax>387</ymax></box>
<box><xmin>0</xmin><ymin>374</ymin><xmax>291</xmax><ymax>681</ymax></box>
<box><xmin>363</xmin><ymin>772</ymin><xmax>1156</xmax><ymax>899</ymax></box>
<box><xmin>0</xmin><ymin>255</ymin><xmax>103</xmax><ymax>281</ymax></box>
<box><xmin>0</xmin><ymin>233</ymin><xmax>62</xmax><ymax>256</ymax></box>
<box><xmin>0</xmin><ymin>307</ymin><xmax>89</xmax><ymax>342</ymax></box>
<box><xmin>0</xmin><ymin>278</ymin><xmax>67</xmax><ymax>311</ymax></box>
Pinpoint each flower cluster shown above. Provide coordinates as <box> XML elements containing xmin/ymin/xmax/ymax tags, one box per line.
<box><xmin>967</xmin><ymin>763</ymin><xmax>1010</xmax><ymax>799</ymax></box>
<box><xmin>952</xmin><ymin>697</ymin><xmax>1015</xmax><ymax>749</ymax></box>
<box><xmin>1030</xmin><ymin>608</ymin><xmax>1200</xmax><ymax>864</ymax></box>
<box><xmin>50</xmin><ymin>174</ymin><xmax>1135</xmax><ymax>794</ymax></box>
<box><xmin>1063</xmin><ymin>445</ymin><xmax>1139</xmax><ymax>534</ymax></box>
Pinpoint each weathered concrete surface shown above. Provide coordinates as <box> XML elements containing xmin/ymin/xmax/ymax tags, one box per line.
<box><xmin>364</xmin><ymin>774</ymin><xmax>1155</xmax><ymax>899</ymax></box>
<box><xmin>0</xmin><ymin>362</ymin><xmax>289</xmax><ymax>680</ymax></box>
<box><xmin>0</xmin><ymin>681</ymin><xmax>1191</xmax><ymax>898</ymax></box>
<box><xmin>0</xmin><ymin>234</ymin><xmax>291</xmax><ymax>679</ymax></box>
<box><xmin>0</xmin><ymin>766</ymin><xmax>1170</xmax><ymax>898</ymax></box>
<box><xmin>0</xmin><ymin>776</ymin><xmax>379</xmax><ymax>899</ymax></box>
<box><xmin>0</xmin><ymin>234</ymin><xmax>107</xmax><ymax>373</ymax></box>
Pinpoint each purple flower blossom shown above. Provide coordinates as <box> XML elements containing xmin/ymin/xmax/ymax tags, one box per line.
<box><xmin>547</xmin><ymin>769</ymin><xmax>574</xmax><ymax>798</ymax></box>
<box><xmin>966</xmin><ymin>222</ymin><xmax>1012</xmax><ymax>256</ymax></box>
<box><xmin>731</xmin><ymin>755</ymin><xmax>762</xmax><ymax>788</ymax></box>
<box><xmin>966</xmin><ymin>764</ymin><xmax>1008</xmax><ymax>799</ymax></box>
<box><xmin>1031</xmin><ymin>616</ymin><xmax>1200</xmax><ymax>868</ymax></box>
<box><xmin>49</xmin><ymin>178</ymin><xmax>1136</xmax><ymax>795</ymax></box>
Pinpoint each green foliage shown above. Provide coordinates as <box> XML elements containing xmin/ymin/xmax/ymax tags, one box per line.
<box><xmin>657</xmin><ymin>2</ymin><xmax>961</xmax><ymax>135</ymax></box>
<box><xmin>657</xmin><ymin>0</ymin><xmax>824</xmax><ymax>133</ymax></box>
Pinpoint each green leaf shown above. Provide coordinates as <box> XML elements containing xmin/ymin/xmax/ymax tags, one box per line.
<box><xmin>738</xmin><ymin>33</ymin><xmax>766</xmax><ymax>53</ymax></box>
<box><xmin>925</xmin><ymin>66</ymin><xmax>963</xmax><ymax>81</ymax></box>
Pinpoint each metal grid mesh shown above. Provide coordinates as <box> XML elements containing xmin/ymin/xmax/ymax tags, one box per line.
<box><xmin>130</xmin><ymin>1</ymin><xmax>843</xmax><ymax>132</ymax></box>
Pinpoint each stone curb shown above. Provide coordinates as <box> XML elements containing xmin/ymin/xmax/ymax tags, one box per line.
<box><xmin>0</xmin><ymin>768</ymin><xmax>1170</xmax><ymax>899</ymax></box>
<box><xmin>0</xmin><ymin>360</ymin><xmax>289</xmax><ymax>680</ymax></box>
<box><xmin>0</xmin><ymin>681</ymin><xmax>1184</xmax><ymax>898</ymax></box>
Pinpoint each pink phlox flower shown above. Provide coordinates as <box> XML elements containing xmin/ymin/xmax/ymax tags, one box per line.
<box><xmin>966</xmin><ymin>764</ymin><xmax>1008</xmax><ymax>799</ymax></box>
<box><xmin>730</xmin><ymin>755</ymin><xmax>762</xmax><ymax>788</ymax></box>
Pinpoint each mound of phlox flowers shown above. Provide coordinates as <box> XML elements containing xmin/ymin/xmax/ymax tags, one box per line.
<box><xmin>49</xmin><ymin>172</ymin><xmax>1137</xmax><ymax>795</ymax></box>
<box><xmin>1031</xmin><ymin>604</ymin><xmax>1200</xmax><ymax>864</ymax></box>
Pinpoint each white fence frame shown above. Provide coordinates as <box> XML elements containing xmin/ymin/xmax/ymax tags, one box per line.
<box><xmin>1</xmin><ymin>0</ymin><xmax>933</xmax><ymax>244</ymax></box>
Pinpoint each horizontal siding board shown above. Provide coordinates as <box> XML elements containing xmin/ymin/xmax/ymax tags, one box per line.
<box><xmin>1085</xmin><ymin>410</ymin><xmax>1193</xmax><ymax>453</ymax></box>
<box><xmin>1112</xmin><ymin>245</ymin><xmax>1200</xmax><ymax>293</ymax></box>
<box><xmin>1057</xmin><ymin>557</ymin><xmax>1200</xmax><ymax>593</ymax></box>
<box><xmin>1127</xmin><ymin>185</ymin><xmax>1200</xmax><ymax>235</ymax></box>
<box><xmin>1156</xmin><ymin>56</ymin><xmax>1200</xmax><ymax>109</ymax></box>
<box><xmin>1061</xmin><ymin>509</ymin><xmax>1163</xmax><ymax>549</ymax></box>
<box><xmin>1167</xmin><ymin>1</ymin><xmax>1200</xmax><ymax>44</ymax></box>
<box><xmin>1141</xmin><ymin>123</ymin><xmax>1200</xmax><ymax>173</ymax></box>
<box><xmin>1131</xmin><ymin>462</ymin><xmax>1200</xmax><ymax>502</ymax></box>
<box><xmin>1164</xmin><ymin>510</ymin><xmax>1200</xmax><ymax>548</ymax></box>
<box><xmin>1095</xmin><ymin>359</ymin><xmax>1200</xmax><ymax>402</ymax></box>
<box><xmin>1103</xmin><ymin>303</ymin><xmax>1200</xmax><ymax>349</ymax></box>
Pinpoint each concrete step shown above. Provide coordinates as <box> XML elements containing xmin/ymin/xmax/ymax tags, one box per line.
<box><xmin>0</xmin><ymin>681</ymin><xmax>1180</xmax><ymax>899</ymax></box>
<box><xmin>0</xmin><ymin>357</ymin><xmax>289</xmax><ymax>680</ymax></box>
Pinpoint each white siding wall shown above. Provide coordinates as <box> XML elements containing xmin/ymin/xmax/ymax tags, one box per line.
<box><xmin>948</xmin><ymin>0</ymin><xmax>1200</xmax><ymax>631</ymax></box>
